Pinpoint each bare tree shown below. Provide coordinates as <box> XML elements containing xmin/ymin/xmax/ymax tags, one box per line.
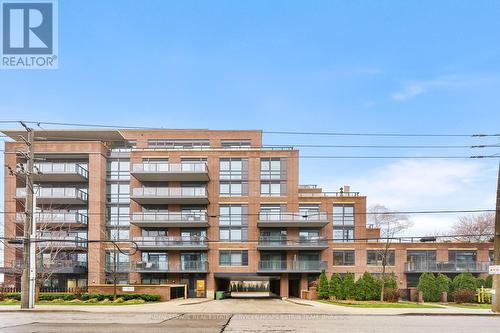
<box><xmin>449</xmin><ymin>213</ymin><xmax>494</xmax><ymax>242</ymax></box>
<box><xmin>368</xmin><ymin>204</ymin><xmax>413</xmax><ymax>301</ymax></box>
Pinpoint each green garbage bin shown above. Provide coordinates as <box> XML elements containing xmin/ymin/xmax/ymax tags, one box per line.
<box><xmin>216</xmin><ymin>291</ymin><xmax>225</xmax><ymax>300</ymax></box>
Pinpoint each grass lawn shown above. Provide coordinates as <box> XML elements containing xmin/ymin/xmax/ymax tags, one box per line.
<box><xmin>318</xmin><ymin>300</ymin><xmax>444</xmax><ymax>308</ymax></box>
<box><xmin>445</xmin><ymin>303</ymin><xmax>492</xmax><ymax>309</ymax></box>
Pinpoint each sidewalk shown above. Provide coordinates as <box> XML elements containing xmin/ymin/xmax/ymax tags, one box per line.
<box><xmin>0</xmin><ymin>298</ymin><xmax>496</xmax><ymax>315</ymax></box>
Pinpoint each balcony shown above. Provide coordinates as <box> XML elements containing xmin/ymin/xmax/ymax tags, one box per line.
<box><xmin>33</xmin><ymin>162</ymin><xmax>89</xmax><ymax>182</ymax></box>
<box><xmin>105</xmin><ymin>262</ymin><xmax>130</xmax><ymax>273</ymax></box>
<box><xmin>14</xmin><ymin>212</ymin><xmax>88</xmax><ymax>228</ymax></box>
<box><xmin>257</xmin><ymin>236</ymin><xmax>328</xmax><ymax>250</ymax></box>
<box><xmin>257</xmin><ymin>212</ymin><xmax>328</xmax><ymax>227</ymax></box>
<box><xmin>16</xmin><ymin>187</ymin><xmax>88</xmax><ymax>205</ymax></box>
<box><xmin>257</xmin><ymin>260</ymin><xmax>328</xmax><ymax>273</ymax></box>
<box><xmin>12</xmin><ymin>236</ymin><xmax>88</xmax><ymax>251</ymax></box>
<box><xmin>131</xmin><ymin>212</ymin><xmax>208</xmax><ymax>228</ymax></box>
<box><xmin>131</xmin><ymin>163</ymin><xmax>209</xmax><ymax>182</ymax></box>
<box><xmin>0</xmin><ymin>260</ymin><xmax>88</xmax><ymax>275</ymax></box>
<box><xmin>133</xmin><ymin>236</ymin><xmax>208</xmax><ymax>251</ymax></box>
<box><xmin>130</xmin><ymin>260</ymin><xmax>208</xmax><ymax>273</ymax></box>
<box><xmin>131</xmin><ymin>187</ymin><xmax>208</xmax><ymax>205</ymax></box>
<box><xmin>404</xmin><ymin>261</ymin><xmax>490</xmax><ymax>273</ymax></box>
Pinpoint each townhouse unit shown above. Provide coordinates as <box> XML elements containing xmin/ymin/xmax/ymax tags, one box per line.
<box><xmin>0</xmin><ymin>129</ymin><xmax>493</xmax><ymax>299</ymax></box>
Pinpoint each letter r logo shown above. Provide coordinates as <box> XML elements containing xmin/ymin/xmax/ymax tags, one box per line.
<box><xmin>2</xmin><ymin>2</ymin><xmax>53</xmax><ymax>54</ymax></box>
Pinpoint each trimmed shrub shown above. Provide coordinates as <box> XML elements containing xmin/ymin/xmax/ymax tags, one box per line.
<box><xmin>317</xmin><ymin>270</ymin><xmax>330</xmax><ymax>299</ymax></box>
<box><xmin>329</xmin><ymin>273</ymin><xmax>343</xmax><ymax>299</ymax></box>
<box><xmin>80</xmin><ymin>293</ymin><xmax>160</xmax><ymax>302</ymax></box>
<box><xmin>436</xmin><ymin>274</ymin><xmax>451</xmax><ymax>295</ymax></box>
<box><xmin>453</xmin><ymin>289</ymin><xmax>475</xmax><ymax>304</ymax></box>
<box><xmin>417</xmin><ymin>272</ymin><xmax>439</xmax><ymax>302</ymax></box>
<box><xmin>485</xmin><ymin>275</ymin><xmax>493</xmax><ymax>288</ymax></box>
<box><xmin>113</xmin><ymin>297</ymin><xmax>125</xmax><ymax>303</ymax></box>
<box><xmin>383</xmin><ymin>288</ymin><xmax>401</xmax><ymax>302</ymax></box>
<box><xmin>4</xmin><ymin>293</ymin><xmax>21</xmax><ymax>301</ymax></box>
<box><xmin>342</xmin><ymin>273</ymin><xmax>356</xmax><ymax>300</ymax></box>
<box><xmin>451</xmin><ymin>273</ymin><xmax>476</xmax><ymax>293</ymax></box>
<box><xmin>123</xmin><ymin>298</ymin><xmax>145</xmax><ymax>304</ymax></box>
<box><xmin>381</xmin><ymin>273</ymin><xmax>398</xmax><ymax>289</ymax></box>
<box><xmin>354</xmin><ymin>272</ymin><xmax>381</xmax><ymax>301</ymax></box>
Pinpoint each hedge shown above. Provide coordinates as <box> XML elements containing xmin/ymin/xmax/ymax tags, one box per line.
<box><xmin>2</xmin><ymin>292</ymin><xmax>160</xmax><ymax>302</ymax></box>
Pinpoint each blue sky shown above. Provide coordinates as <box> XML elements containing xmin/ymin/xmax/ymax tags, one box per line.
<box><xmin>1</xmin><ymin>0</ymin><xmax>500</xmax><ymax>243</ymax></box>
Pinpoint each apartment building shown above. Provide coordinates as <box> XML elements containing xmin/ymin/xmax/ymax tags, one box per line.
<box><xmin>0</xmin><ymin>129</ymin><xmax>493</xmax><ymax>299</ymax></box>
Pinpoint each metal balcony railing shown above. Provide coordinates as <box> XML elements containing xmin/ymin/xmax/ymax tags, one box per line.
<box><xmin>299</xmin><ymin>191</ymin><xmax>360</xmax><ymax>197</ymax></box>
<box><xmin>258</xmin><ymin>260</ymin><xmax>328</xmax><ymax>272</ymax></box>
<box><xmin>132</xmin><ymin>212</ymin><xmax>208</xmax><ymax>223</ymax></box>
<box><xmin>404</xmin><ymin>261</ymin><xmax>490</xmax><ymax>273</ymax></box>
<box><xmin>175</xmin><ymin>260</ymin><xmax>208</xmax><ymax>272</ymax></box>
<box><xmin>15</xmin><ymin>212</ymin><xmax>88</xmax><ymax>226</ymax></box>
<box><xmin>34</xmin><ymin>162</ymin><xmax>89</xmax><ymax>178</ymax></box>
<box><xmin>16</xmin><ymin>187</ymin><xmax>88</xmax><ymax>201</ymax></box>
<box><xmin>132</xmin><ymin>162</ymin><xmax>207</xmax><ymax>173</ymax></box>
<box><xmin>132</xmin><ymin>187</ymin><xmax>207</xmax><ymax>198</ymax></box>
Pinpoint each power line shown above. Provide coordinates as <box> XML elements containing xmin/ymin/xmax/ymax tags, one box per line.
<box><xmin>0</xmin><ymin>120</ymin><xmax>499</xmax><ymax>137</ymax></box>
<box><xmin>0</xmin><ymin>209</ymin><xmax>495</xmax><ymax>216</ymax></box>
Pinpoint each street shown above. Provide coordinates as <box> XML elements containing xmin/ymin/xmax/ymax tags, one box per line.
<box><xmin>0</xmin><ymin>312</ymin><xmax>499</xmax><ymax>333</ymax></box>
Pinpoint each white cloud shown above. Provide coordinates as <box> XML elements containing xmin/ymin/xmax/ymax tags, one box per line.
<box><xmin>342</xmin><ymin>159</ymin><xmax>496</xmax><ymax>234</ymax></box>
<box><xmin>392</xmin><ymin>74</ymin><xmax>492</xmax><ymax>101</ymax></box>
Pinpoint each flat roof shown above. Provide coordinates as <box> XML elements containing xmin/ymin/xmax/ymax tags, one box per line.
<box><xmin>1</xmin><ymin>129</ymin><xmax>126</xmax><ymax>141</ymax></box>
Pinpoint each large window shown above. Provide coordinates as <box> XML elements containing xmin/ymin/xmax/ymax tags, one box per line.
<box><xmin>219</xmin><ymin>250</ymin><xmax>248</xmax><ymax>266</ymax></box>
<box><xmin>333</xmin><ymin>250</ymin><xmax>355</xmax><ymax>266</ymax></box>
<box><xmin>333</xmin><ymin>204</ymin><xmax>354</xmax><ymax>242</ymax></box>
<box><xmin>148</xmin><ymin>139</ymin><xmax>210</xmax><ymax>149</ymax></box>
<box><xmin>219</xmin><ymin>205</ymin><xmax>248</xmax><ymax>241</ymax></box>
<box><xmin>260</xmin><ymin>158</ymin><xmax>287</xmax><ymax>196</ymax></box>
<box><xmin>219</xmin><ymin>158</ymin><xmax>248</xmax><ymax>196</ymax></box>
<box><xmin>367</xmin><ymin>250</ymin><xmax>395</xmax><ymax>266</ymax></box>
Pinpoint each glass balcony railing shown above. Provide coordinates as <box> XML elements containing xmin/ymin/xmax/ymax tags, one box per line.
<box><xmin>258</xmin><ymin>236</ymin><xmax>327</xmax><ymax>248</ymax></box>
<box><xmin>258</xmin><ymin>260</ymin><xmax>327</xmax><ymax>272</ymax></box>
<box><xmin>132</xmin><ymin>163</ymin><xmax>207</xmax><ymax>173</ymax></box>
<box><xmin>258</xmin><ymin>212</ymin><xmax>328</xmax><ymax>222</ymax></box>
<box><xmin>15</xmin><ymin>212</ymin><xmax>88</xmax><ymax>225</ymax></box>
<box><xmin>133</xmin><ymin>236</ymin><xmax>208</xmax><ymax>248</ymax></box>
<box><xmin>16</xmin><ymin>187</ymin><xmax>88</xmax><ymax>201</ymax></box>
<box><xmin>405</xmin><ymin>261</ymin><xmax>490</xmax><ymax>273</ymax></box>
<box><xmin>132</xmin><ymin>212</ymin><xmax>208</xmax><ymax>223</ymax></box>
<box><xmin>132</xmin><ymin>187</ymin><xmax>207</xmax><ymax>198</ymax></box>
<box><xmin>34</xmin><ymin>162</ymin><xmax>88</xmax><ymax>178</ymax></box>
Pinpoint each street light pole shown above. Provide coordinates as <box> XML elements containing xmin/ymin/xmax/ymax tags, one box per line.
<box><xmin>492</xmin><ymin>161</ymin><xmax>500</xmax><ymax>313</ymax></box>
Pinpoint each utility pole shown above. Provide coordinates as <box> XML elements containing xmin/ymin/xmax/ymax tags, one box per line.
<box><xmin>19</xmin><ymin>122</ymin><xmax>35</xmax><ymax>309</ymax></box>
<box><xmin>493</xmin><ymin>161</ymin><xmax>500</xmax><ymax>313</ymax></box>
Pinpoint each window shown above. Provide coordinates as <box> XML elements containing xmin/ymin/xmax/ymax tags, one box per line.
<box><xmin>260</xmin><ymin>204</ymin><xmax>286</xmax><ymax>220</ymax></box>
<box><xmin>107</xmin><ymin>183</ymin><xmax>130</xmax><ymax>204</ymax></box>
<box><xmin>141</xmin><ymin>229</ymin><xmax>167</xmax><ymax>237</ymax></box>
<box><xmin>449</xmin><ymin>250</ymin><xmax>477</xmax><ymax>263</ymax></box>
<box><xmin>219</xmin><ymin>250</ymin><xmax>248</xmax><ymax>266</ymax></box>
<box><xmin>260</xmin><ymin>158</ymin><xmax>287</xmax><ymax>196</ymax></box>
<box><xmin>333</xmin><ymin>204</ymin><xmax>355</xmax><ymax>242</ymax></box>
<box><xmin>219</xmin><ymin>158</ymin><xmax>248</xmax><ymax>196</ymax></box>
<box><xmin>333</xmin><ymin>250</ymin><xmax>355</xmax><ymax>266</ymax></box>
<box><xmin>407</xmin><ymin>250</ymin><xmax>436</xmax><ymax>263</ymax></box>
<box><xmin>148</xmin><ymin>139</ymin><xmax>210</xmax><ymax>149</ymax></box>
<box><xmin>220</xmin><ymin>140</ymin><xmax>251</xmax><ymax>149</ymax></box>
<box><xmin>107</xmin><ymin>159</ymin><xmax>130</xmax><ymax>180</ymax></box>
<box><xmin>108</xmin><ymin>228</ymin><xmax>129</xmax><ymax>241</ymax></box>
<box><xmin>105</xmin><ymin>251</ymin><xmax>129</xmax><ymax>274</ymax></box>
<box><xmin>367</xmin><ymin>250</ymin><xmax>395</xmax><ymax>266</ymax></box>
<box><xmin>219</xmin><ymin>205</ymin><xmax>248</xmax><ymax>241</ymax></box>
<box><xmin>490</xmin><ymin>250</ymin><xmax>494</xmax><ymax>263</ymax></box>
